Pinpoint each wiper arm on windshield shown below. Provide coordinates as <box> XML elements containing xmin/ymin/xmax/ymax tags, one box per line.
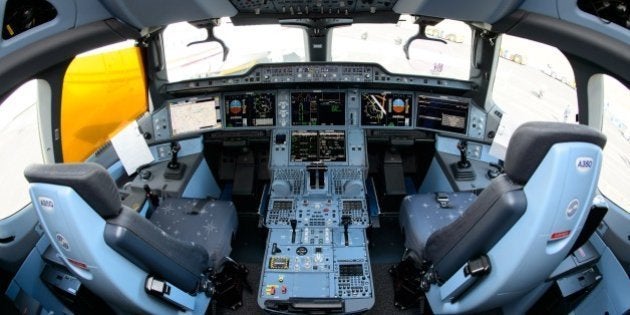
<box><xmin>187</xmin><ymin>18</ymin><xmax>230</xmax><ymax>61</ymax></box>
<box><xmin>403</xmin><ymin>16</ymin><xmax>446</xmax><ymax>60</ymax></box>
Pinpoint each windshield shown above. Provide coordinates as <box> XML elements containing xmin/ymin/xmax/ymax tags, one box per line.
<box><xmin>163</xmin><ymin>18</ymin><xmax>307</xmax><ymax>82</ymax></box>
<box><xmin>331</xmin><ymin>16</ymin><xmax>471</xmax><ymax>80</ymax></box>
<box><xmin>163</xmin><ymin>16</ymin><xmax>471</xmax><ymax>82</ymax></box>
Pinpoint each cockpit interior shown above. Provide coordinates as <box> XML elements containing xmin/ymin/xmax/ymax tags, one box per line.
<box><xmin>0</xmin><ymin>0</ymin><xmax>628</xmax><ymax>314</ymax></box>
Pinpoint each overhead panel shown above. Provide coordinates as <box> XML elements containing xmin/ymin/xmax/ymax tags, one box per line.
<box><xmin>229</xmin><ymin>0</ymin><xmax>398</xmax><ymax>16</ymax></box>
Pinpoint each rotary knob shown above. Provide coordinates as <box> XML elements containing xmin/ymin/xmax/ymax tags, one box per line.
<box><xmin>272</xmin><ymin>180</ymin><xmax>291</xmax><ymax>197</ymax></box>
<box><xmin>343</xmin><ymin>180</ymin><xmax>363</xmax><ymax>197</ymax></box>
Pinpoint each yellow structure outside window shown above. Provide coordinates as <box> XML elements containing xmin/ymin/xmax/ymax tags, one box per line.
<box><xmin>61</xmin><ymin>45</ymin><xmax>147</xmax><ymax>162</ymax></box>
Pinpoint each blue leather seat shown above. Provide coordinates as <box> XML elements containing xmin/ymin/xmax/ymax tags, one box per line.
<box><xmin>25</xmin><ymin>162</ymin><xmax>238</xmax><ymax>314</ymax></box>
<box><xmin>399</xmin><ymin>122</ymin><xmax>607</xmax><ymax>313</ymax></box>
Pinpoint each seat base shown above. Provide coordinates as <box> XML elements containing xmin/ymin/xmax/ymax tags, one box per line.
<box><xmin>399</xmin><ymin>192</ymin><xmax>477</xmax><ymax>262</ymax></box>
<box><xmin>150</xmin><ymin>198</ymin><xmax>238</xmax><ymax>270</ymax></box>
<box><xmin>212</xmin><ymin>259</ymin><xmax>251</xmax><ymax>310</ymax></box>
<box><xmin>389</xmin><ymin>259</ymin><xmax>429</xmax><ymax>311</ymax></box>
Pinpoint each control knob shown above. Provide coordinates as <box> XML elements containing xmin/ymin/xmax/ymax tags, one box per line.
<box><xmin>272</xmin><ymin>180</ymin><xmax>291</xmax><ymax>197</ymax></box>
<box><xmin>343</xmin><ymin>180</ymin><xmax>363</xmax><ymax>197</ymax></box>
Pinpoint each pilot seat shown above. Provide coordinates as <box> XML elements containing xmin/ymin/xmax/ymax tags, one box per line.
<box><xmin>24</xmin><ymin>163</ymin><xmax>238</xmax><ymax>314</ymax></box>
<box><xmin>396</xmin><ymin>122</ymin><xmax>607</xmax><ymax>313</ymax></box>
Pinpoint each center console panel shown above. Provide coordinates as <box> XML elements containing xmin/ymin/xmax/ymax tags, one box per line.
<box><xmin>258</xmin><ymin>89</ymin><xmax>374</xmax><ymax>313</ymax></box>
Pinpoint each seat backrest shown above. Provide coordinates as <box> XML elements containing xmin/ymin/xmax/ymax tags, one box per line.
<box><xmin>425</xmin><ymin>122</ymin><xmax>606</xmax><ymax>314</ymax></box>
<box><xmin>24</xmin><ymin>163</ymin><xmax>208</xmax><ymax>314</ymax></box>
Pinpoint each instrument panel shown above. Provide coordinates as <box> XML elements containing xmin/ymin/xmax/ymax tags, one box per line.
<box><xmin>224</xmin><ymin>92</ymin><xmax>276</xmax><ymax>128</ymax></box>
<box><xmin>168</xmin><ymin>97</ymin><xmax>219</xmax><ymax>136</ymax></box>
<box><xmin>290</xmin><ymin>130</ymin><xmax>346</xmax><ymax>162</ymax></box>
<box><xmin>417</xmin><ymin>93</ymin><xmax>469</xmax><ymax>134</ymax></box>
<box><xmin>291</xmin><ymin>91</ymin><xmax>346</xmax><ymax>126</ymax></box>
<box><xmin>361</xmin><ymin>92</ymin><xmax>413</xmax><ymax>127</ymax></box>
<box><xmin>154</xmin><ymin>89</ymin><xmax>486</xmax><ymax>141</ymax></box>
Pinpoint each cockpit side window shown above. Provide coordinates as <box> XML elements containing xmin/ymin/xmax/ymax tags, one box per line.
<box><xmin>598</xmin><ymin>75</ymin><xmax>630</xmax><ymax>211</ymax></box>
<box><xmin>60</xmin><ymin>41</ymin><xmax>147</xmax><ymax>162</ymax></box>
<box><xmin>491</xmin><ymin>34</ymin><xmax>578</xmax><ymax>125</ymax></box>
<box><xmin>0</xmin><ymin>80</ymin><xmax>45</xmax><ymax>219</ymax></box>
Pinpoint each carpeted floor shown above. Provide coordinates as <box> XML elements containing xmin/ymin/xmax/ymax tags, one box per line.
<box><xmin>230</xmin><ymin>215</ymin><xmax>267</xmax><ymax>264</ymax></box>
<box><xmin>366</xmin><ymin>264</ymin><xmax>424</xmax><ymax>315</ymax></box>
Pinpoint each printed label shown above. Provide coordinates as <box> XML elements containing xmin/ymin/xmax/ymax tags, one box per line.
<box><xmin>566</xmin><ymin>199</ymin><xmax>580</xmax><ymax>219</ymax></box>
<box><xmin>56</xmin><ymin>233</ymin><xmax>71</xmax><ymax>251</ymax></box>
<box><xmin>576</xmin><ymin>157</ymin><xmax>593</xmax><ymax>172</ymax></box>
<box><xmin>38</xmin><ymin>197</ymin><xmax>54</xmax><ymax>211</ymax></box>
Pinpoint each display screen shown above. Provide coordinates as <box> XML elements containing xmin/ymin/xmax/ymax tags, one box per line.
<box><xmin>416</xmin><ymin>94</ymin><xmax>469</xmax><ymax>134</ymax></box>
<box><xmin>170</xmin><ymin>98</ymin><xmax>218</xmax><ymax>136</ymax></box>
<box><xmin>290</xmin><ymin>130</ymin><xmax>346</xmax><ymax>162</ymax></box>
<box><xmin>224</xmin><ymin>93</ymin><xmax>275</xmax><ymax>127</ymax></box>
<box><xmin>291</xmin><ymin>92</ymin><xmax>345</xmax><ymax>125</ymax></box>
<box><xmin>361</xmin><ymin>92</ymin><xmax>413</xmax><ymax>127</ymax></box>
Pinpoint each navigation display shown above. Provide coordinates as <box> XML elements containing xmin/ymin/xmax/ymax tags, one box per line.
<box><xmin>361</xmin><ymin>92</ymin><xmax>413</xmax><ymax>127</ymax></box>
<box><xmin>291</xmin><ymin>92</ymin><xmax>345</xmax><ymax>125</ymax></box>
<box><xmin>416</xmin><ymin>94</ymin><xmax>469</xmax><ymax>134</ymax></box>
<box><xmin>224</xmin><ymin>92</ymin><xmax>275</xmax><ymax>127</ymax></box>
<box><xmin>291</xmin><ymin>130</ymin><xmax>346</xmax><ymax>162</ymax></box>
<box><xmin>170</xmin><ymin>98</ymin><xmax>218</xmax><ymax>136</ymax></box>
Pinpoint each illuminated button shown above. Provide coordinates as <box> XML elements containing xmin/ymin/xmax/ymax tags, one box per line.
<box><xmin>278</xmin><ymin>275</ymin><xmax>284</xmax><ymax>283</ymax></box>
<box><xmin>265</xmin><ymin>285</ymin><xmax>277</xmax><ymax>295</ymax></box>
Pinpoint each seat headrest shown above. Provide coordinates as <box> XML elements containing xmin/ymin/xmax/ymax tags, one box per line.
<box><xmin>504</xmin><ymin>122</ymin><xmax>606</xmax><ymax>185</ymax></box>
<box><xmin>24</xmin><ymin>163</ymin><xmax>122</xmax><ymax>218</ymax></box>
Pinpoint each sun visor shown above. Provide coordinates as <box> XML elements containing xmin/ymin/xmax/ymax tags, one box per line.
<box><xmin>99</xmin><ymin>0</ymin><xmax>237</xmax><ymax>28</ymax></box>
<box><xmin>393</xmin><ymin>0</ymin><xmax>524</xmax><ymax>23</ymax></box>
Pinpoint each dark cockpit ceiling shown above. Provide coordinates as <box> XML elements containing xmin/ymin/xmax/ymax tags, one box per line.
<box><xmin>100</xmin><ymin>0</ymin><xmax>525</xmax><ymax>29</ymax></box>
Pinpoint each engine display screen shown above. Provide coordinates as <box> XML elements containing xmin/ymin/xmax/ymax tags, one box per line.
<box><xmin>170</xmin><ymin>98</ymin><xmax>218</xmax><ymax>136</ymax></box>
<box><xmin>361</xmin><ymin>92</ymin><xmax>413</xmax><ymax>127</ymax></box>
<box><xmin>416</xmin><ymin>94</ymin><xmax>469</xmax><ymax>134</ymax></box>
<box><xmin>290</xmin><ymin>130</ymin><xmax>346</xmax><ymax>162</ymax></box>
<box><xmin>291</xmin><ymin>92</ymin><xmax>345</xmax><ymax>125</ymax></box>
<box><xmin>224</xmin><ymin>92</ymin><xmax>275</xmax><ymax>127</ymax></box>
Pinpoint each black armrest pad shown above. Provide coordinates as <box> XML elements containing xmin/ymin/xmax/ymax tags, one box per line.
<box><xmin>426</xmin><ymin>175</ymin><xmax>527</xmax><ymax>280</ymax></box>
<box><xmin>105</xmin><ymin>207</ymin><xmax>209</xmax><ymax>293</ymax></box>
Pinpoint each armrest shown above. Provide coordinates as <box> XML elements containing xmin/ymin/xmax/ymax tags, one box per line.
<box><xmin>105</xmin><ymin>207</ymin><xmax>209</xmax><ymax>293</ymax></box>
<box><xmin>440</xmin><ymin>255</ymin><xmax>491</xmax><ymax>303</ymax></box>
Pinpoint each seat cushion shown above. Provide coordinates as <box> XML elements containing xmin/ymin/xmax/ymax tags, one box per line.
<box><xmin>150</xmin><ymin>198</ymin><xmax>238</xmax><ymax>270</ymax></box>
<box><xmin>399</xmin><ymin>192</ymin><xmax>477</xmax><ymax>261</ymax></box>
